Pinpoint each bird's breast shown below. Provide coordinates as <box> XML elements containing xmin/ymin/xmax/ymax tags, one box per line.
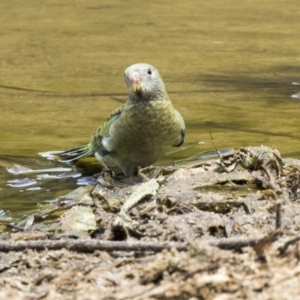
<box><xmin>109</xmin><ymin>100</ymin><xmax>181</xmax><ymax>164</ymax></box>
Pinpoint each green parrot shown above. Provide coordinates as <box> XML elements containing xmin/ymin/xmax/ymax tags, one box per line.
<box><xmin>58</xmin><ymin>63</ymin><xmax>186</xmax><ymax>177</ymax></box>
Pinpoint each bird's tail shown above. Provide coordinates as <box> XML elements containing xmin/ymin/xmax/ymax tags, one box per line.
<box><xmin>57</xmin><ymin>143</ymin><xmax>93</xmax><ymax>163</ymax></box>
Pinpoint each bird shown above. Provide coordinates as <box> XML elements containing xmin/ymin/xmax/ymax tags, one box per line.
<box><xmin>57</xmin><ymin>63</ymin><xmax>186</xmax><ymax>177</ymax></box>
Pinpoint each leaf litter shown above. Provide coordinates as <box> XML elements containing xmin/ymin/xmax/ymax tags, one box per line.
<box><xmin>1</xmin><ymin>146</ymin><xmax>300</xmax><ymax>299</ymax></box>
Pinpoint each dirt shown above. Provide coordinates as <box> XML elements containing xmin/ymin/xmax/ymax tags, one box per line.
<box><xmin>1</xmin><ymin>146</ymin><xmax>300</xmax><ymax>299</ymax></box>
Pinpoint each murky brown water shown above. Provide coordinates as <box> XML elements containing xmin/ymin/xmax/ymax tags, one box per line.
<box><xmin>1</xmin><ymin>0</ymin><xmax>300</xmax><ymax>218</ymax></box>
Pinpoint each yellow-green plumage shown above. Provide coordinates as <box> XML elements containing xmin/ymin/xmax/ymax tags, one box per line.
<box><xmin>58</xmin><ymin>63</ymin><xmax>185</xmax><ymax>177</ymax></box>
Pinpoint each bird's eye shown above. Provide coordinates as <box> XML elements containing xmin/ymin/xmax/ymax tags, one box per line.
<box><xmin>147</xmin><ymin>68</ymin><xmax>152</xmax><ymax>75</ymax></box>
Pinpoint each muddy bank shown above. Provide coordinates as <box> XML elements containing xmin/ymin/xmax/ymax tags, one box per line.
<box><xmin>0</xmin><ymin>146</ymin><xmax>300</xmax><ymax>299</ymax></box>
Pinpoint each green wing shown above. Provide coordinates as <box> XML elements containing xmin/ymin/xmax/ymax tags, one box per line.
<box><xmin>57</xmin><ymin>105</ymin><xmax>124</xmax><ymax>162</ymax></box>
<box><xmin>90</xmin><ymin>105</ymin><xmax>124</xmax><ymax>155</ymax></box>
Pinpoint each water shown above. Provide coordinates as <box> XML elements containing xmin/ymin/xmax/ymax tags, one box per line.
<box><xmin>1</xmin><ymin>0</ymin><xmax>300</xmax><ymax>218</ymax></box>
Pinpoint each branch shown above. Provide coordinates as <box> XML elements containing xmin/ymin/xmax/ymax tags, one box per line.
<box><xmin>276</xmin><ymin>203</ymin><xmax>281</xmax><ymax>229</ymax></box>
<box><xmin>209</xmin><ymin>237</ymin><xmax>259</xmax><ymax>249</ymax></box>
<box><xmin>0</xmin><ymin>237</ymin><xmax>261</xmax><ymax>253</ymax></box>
<box><xmin>0</xmin><ymin>240</ymin><xmax>187</xmax><ymax>253</ymax></box>
<box><xmin>278</xmin><ymin>235</ymin><xmax>300</xmax><ymax>255</ymax></box>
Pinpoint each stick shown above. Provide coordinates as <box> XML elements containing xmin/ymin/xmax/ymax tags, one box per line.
<box><xmin>209</xmin><ymin>131</ymin><xmax>222</xmax><ymax>160</ymax></box>
<box><xmin>0</xmin><ymin>240</ymin><xmax>186</xmax><ymax>253</ymax></box>
<box><xmin>275</xmin><ymin>203</ymin><xmax>281</xmax><ymax>229</ymax></box>
<box><xmin>278</xmin><ymin>235</ymin><xmax>300</xmax><ymax>255</ymax></box>
<box><xmin>208</xmin><ymin>237</ymin><xmax>259</xmax><ymax>249</ymax></box>
<box><xmin>0</xmin><ymin>237</ymin><xmax>261</xmax><ymax>253</ymax></box>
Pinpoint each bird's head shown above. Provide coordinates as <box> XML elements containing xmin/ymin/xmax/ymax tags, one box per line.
<box><xmin>124</xmin><ymin>63</ymin><xmax>168</xmax><ymax>101</ymax></box>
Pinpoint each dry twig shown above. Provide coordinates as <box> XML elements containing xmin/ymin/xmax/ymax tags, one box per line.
<box><xmin>278</xmin><ymin>235</ymin><xmax>300</xmax><ymax>255</ymax></box>
<box><xmin>276</xmin><ymin>203</ymin><xmax>281</xmax><ymax>229</ymax></box>
<box><xmin>0</xmin><ymin>237</ymin><xmax>263</xmax><ymax>253</ymax></box>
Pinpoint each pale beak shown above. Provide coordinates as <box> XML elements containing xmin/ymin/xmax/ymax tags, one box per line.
<box><xmin>130</xmin><ymin>73</ymin><xmax>142</xmax><ymax>94</ymax></box>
